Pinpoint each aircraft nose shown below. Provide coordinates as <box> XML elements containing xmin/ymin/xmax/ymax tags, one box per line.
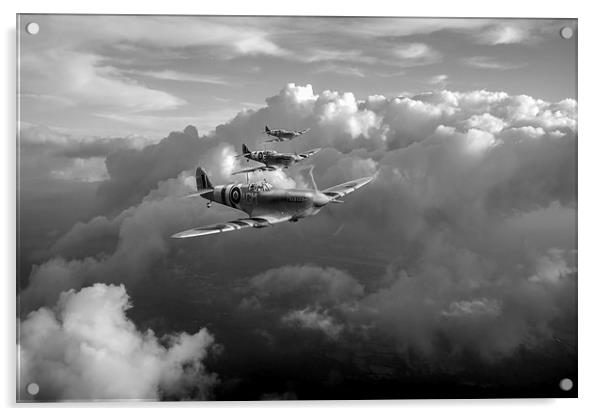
<box><xmin>313</xmin><ymin>193</ymin><xmax>330</xmax><ymax>208</ymax></box>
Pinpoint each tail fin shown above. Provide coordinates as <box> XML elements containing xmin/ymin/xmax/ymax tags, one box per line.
<box><xmin>265</xmin><ymin>125</ymin><xmax>270</xmax><ymax>133</ymax></box>
<box><xmin>195</xmin><ymin>167</ymin><xmax>214</xmax><ymax>191</ymax></box>
<box><xmin>242</xmin><ymin>143</ymin><xmax>251</xmax><ymax>155</ymax></box>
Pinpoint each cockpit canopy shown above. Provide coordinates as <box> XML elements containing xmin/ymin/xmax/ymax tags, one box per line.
<box><xmin>249</xmin><ymin>180</ymin><xmax>273</xmax><ymax>192</ymax></box>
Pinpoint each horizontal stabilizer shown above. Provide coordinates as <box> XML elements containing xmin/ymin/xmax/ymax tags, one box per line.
<box><xmin>183</xmin><ymin>189</ymin><xmax>213</xmax><ymax>199</ymax></box>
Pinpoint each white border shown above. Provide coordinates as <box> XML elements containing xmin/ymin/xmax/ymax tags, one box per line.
<box><xmin>2</xmin><ymin>1</ymin><xmax>600</xmax><ymax>415</ymax></box>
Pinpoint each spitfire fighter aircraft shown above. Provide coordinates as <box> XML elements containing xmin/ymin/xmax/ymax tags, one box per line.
<box><xmin>171</xmin><ymin>167</ymin><xmax>373</xmax><ymax>238</ymax></box>
<box><xmin>232</xmin><ymin>144</ymin><xmax>321</xmax><ymax>175</ymax></box>
<box><xmin>264</xmin><ymin>125</ymin><xmax>310</xmax><ymax>142</ymax></box>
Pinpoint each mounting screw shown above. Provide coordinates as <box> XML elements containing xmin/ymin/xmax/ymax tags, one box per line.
<box><xmin>559</xmin><ymin>378</ymin><xmax>573</xmax><ymax>391</ymax></box>
<box><xmin>560</xmin><ymin>27</ymin><xmax>573</xmax><ymax>40</ymax></box>
<box><xmin>26</xmin><ymin>382</ymin><xmax>39</xmax><ymax>396</ymax></box>
<box><xmin>25</xmin><ymin>22</ymin><xmax>39</xmax><ymax>35</ymax></box>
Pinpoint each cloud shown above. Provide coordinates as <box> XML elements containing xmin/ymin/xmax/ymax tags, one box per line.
<box><xmin>245</xmin><ymin>234</ymin><xmax>575</xmax><ymax>361</ymax></box>
<box><xmin>22</xmin><ymin>82</ymin><xmax>576</xmax><ymax>290</ymax></box>
<box><xmin>19</xmin><ymin>124</ymin><xmax>148</xmax><ymax>157</ymax></box>
<box><xmin>528</xmin><ymin>248</ymin><xmax>574</xmax><ymax>284</ymax></box>
<box><xmin>18</xmin><ymin>124</ymin><xmax>148</xmax><ymax>197</ymax></box>
<box><xmin>51</xmin><ymin>157</ymin><xmax>109</xmax><ymax>182</ymax></box>
<box><xmin>393</xmin><ymin>43</ymin><xmax>441</xmax><ymax>66</ymax></box>
<box><xmin>463</xmin><ymin>112</ymin><xmax>506</xmax><ymax>133</ymax></box>
<box><xmin>314</xmin><ymin>64</ymin><xmax>366</xmax><ymax>78</ymax></box>
<box><xmin>94</xmin><ymin>109</ymin><xmax>240</xmax><ymax>135</ymax></box>
<box><xmin>477</xmin><ymin>23</ymin><xmax>533</xmax><ymax>45</ymax></box>
<box><xmin>395</xmin><ymin>43</ymin><xmax>436</xmax><ymax>60</ymax></box>
<box><xmin>20</xmin><ymin>17</ymin><xmax>570</xmax><ymax>142</ymax></box>
<box><xmin>123</xmin><ymin>69</ymin><xmax>228</xmax><ymax>85</ymax></box>
<box><xmin>21</xmin><ymin>50</ymin><xmax>185</xmax><ymax>113</ymax></box>
<box><xmin>441</xmin><ymin>298</ymin><xmax>502</xmax><ymax>318</ymax></box>
<box><xmin>428</xmin><ymin>74</ymin><xmax>448</xmax><ymax>84</ymax></box>
<box><xmin>463</xmin><ymin>56</ymin><xmax>525</xmax><ymax>70</ymax></box>
<box><xmin>95</xmin><ymin>126</ymin><xmax>207</xmax><ymax>212</ymax></box>
<box><xmin>303</xmin><ymin>49</ymin><xmax>375</xmax><ymax>64</ymax></box>
<box><xmin>217</xmin><ymin>83</ymin><xmax>573</xmax><ymax>364</ymax></box>
<box><xmin>19</xmin><ymin>83</ymin><xmax>577</xmax><ymax>394</ymax></box>
<box><xmin>282</xmin><ymin>308</ymin><xmax>344</xmax><ymax>340</ymax></box>
<box><xmin>19</xmin><ymin>173</ymin><xmax>204</xmax><ymax>311</ymax></box>
<box><xmin>40</xmin><ymin>15</ymin><xmax>288</xmax><ymax>58</ymax></box>
<box><xmin>246</xmin><ymin>264</ymin><xmax>365</xmax><ymax>310</ymax></box>
<box><xmin>19</xmin><ymin>283</ymin><xmax>217</xmax><ymax>401</ymax></box>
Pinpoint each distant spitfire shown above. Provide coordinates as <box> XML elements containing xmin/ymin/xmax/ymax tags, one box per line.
<box><xmin>264</xmin><ymin>125</ymin><xmax>310</xmax><ymax>142</ymax></box>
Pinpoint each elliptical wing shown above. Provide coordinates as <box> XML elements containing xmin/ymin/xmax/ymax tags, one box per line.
<box><xmin>171</xmin><ymin>214</ymin><xmax>292</xmax><ymax>239</ymax></box>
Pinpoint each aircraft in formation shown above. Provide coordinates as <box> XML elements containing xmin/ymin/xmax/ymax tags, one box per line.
<box><xmin>264</xmin><ymin>125</ymin><xmax>310</xmax><ymax>142</ymax></box>
<box><xmin>232</xmin><ymin>144</ymin><xmax>321</xmax><ymax>175</ymax></box>
<box><xmin>171</xmin><ymin>123</ymin><xmax>373</xmax><ymax>239</ymax></box>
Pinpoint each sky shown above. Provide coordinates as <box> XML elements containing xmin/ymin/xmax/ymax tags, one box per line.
<box><xmin>18</xmin><ymin>15</ymin><xmax>576</xmax><ymax>138</ymax></box>
<box><xmin>17</xmin><ymin>15</ymin><xmax>577</xmax><ymax>401</ymax></box>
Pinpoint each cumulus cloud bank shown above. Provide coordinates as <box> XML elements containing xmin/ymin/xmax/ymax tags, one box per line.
<box><xmin>19</xmin><ymin>283</ymin><xmax>217</xmax><ymax>401</ymax></box>
<box><xmin>19</xmin><ymin>82</ymin><xmax>577</xmax><ymax>398</ymax></box>
<box><xmin>20</xmin><ymin>173</ymin><xmax>202</xmax><ymax>311</ymax></box>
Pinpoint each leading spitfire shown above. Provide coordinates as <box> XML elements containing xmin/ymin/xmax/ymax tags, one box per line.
<box><xmin>171</xmin><ymin>167</ymin><xmax>373</xmax><ymax>238</ymax></box>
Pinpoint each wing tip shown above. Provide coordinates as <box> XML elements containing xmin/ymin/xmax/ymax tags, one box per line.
<box><xmin>170</xmin><ymin>229</ymin><xmax>221</xmax><ymax>239</ymax></box>
<box><xmin>170</xmin><ymin>232</ymin><xmax>188</xmax><ymax>239</ymax></box>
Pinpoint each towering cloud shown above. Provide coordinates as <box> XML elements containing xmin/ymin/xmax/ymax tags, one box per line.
<box><xmin>19</xmin><ymin>83</ymin><xmax>577</xmax><ymax>399</ymax></box>
<box><xmin>19</xmin><ymin>284</ymin><xmax>217</xmax><ymax>401</ymax></box>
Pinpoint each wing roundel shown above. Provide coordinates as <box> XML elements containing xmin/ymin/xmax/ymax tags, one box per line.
<box><xmin>230</xmin><ymin>186</ymin><xmax>242</xmax><ymax>205</ymax></box>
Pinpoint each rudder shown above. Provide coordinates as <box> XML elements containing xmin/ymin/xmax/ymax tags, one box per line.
<box><xmin>196</xmin><ymin>167</ymin><xmax>214</xmax><ymax>191</ymax></box>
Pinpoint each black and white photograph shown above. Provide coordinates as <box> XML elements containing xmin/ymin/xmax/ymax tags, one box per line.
<box><xmin>16</xmin><ymin>14</ymin><xmax>577</xmax><ymax>402</ymax></box>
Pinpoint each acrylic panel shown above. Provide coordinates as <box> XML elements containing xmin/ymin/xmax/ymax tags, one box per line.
<box><xmin>17</xmin><ymin>15</ymin><xmax>577</xmax><ymax>401</ymax></box>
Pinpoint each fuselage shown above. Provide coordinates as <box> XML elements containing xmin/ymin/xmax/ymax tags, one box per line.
<box><xmin>244</xmin><ymin>150</ymin><xmax>297</xmax><ymax>169</ymax></box>
<box><xmin>202</xmin><ymin>182</ymin><xmax>329</xmax><ymax>219</ymax></box>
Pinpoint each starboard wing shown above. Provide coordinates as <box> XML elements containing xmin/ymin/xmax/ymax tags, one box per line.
<box><xmin>171</xmin><ymin>214</ymin><xmax>292</xmax><ymax>239</ymax></box>
<box><xmin>321</xmin><ymin>176</ymin><xmax>374</xmax><ymax>200</ymax></box>
<box><xmin>298</xmin><ymin>148</ymin><xmax>321</xmax><ymax>159</ymax></box>
<box><xmin>231</xmin><ymin>165</ymin><xmax>277</xmax><ymax>175</ymax></box>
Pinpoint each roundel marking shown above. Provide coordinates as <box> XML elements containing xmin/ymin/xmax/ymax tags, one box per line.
<box><xmin>230</xmin><ymin>186</ymin><xmax>241</xmax><ymax>205</ymax></box>
<box><xmin>258</xmin><ymin>151</ymin><xmax>264</xmax><ymax>160</ymax></box>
